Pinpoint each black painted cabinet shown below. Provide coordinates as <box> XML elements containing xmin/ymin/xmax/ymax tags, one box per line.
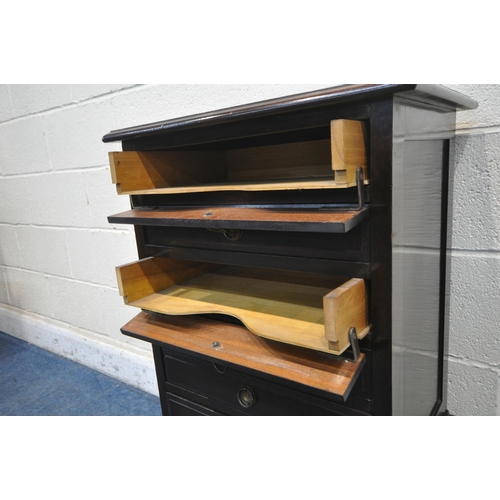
<box><xmin>104</xmin><ymin>85</ymin><xmax>477</xmax><ymax>416</ymax></box>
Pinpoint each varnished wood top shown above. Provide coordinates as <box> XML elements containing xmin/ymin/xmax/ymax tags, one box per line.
<box><xmin>102</xmin><ymin>84</ymin><xmax>477</xmax><ymax>144</ymax></box>
<box><xmin>121</xmin><ymin>311</ymin><xmax>366</xmax><ymax>400</ymax></box>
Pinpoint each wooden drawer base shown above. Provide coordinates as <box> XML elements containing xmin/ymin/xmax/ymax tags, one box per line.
<box><xmin>116</xmin><ymin>257</ymin><xmax>370</xmax><ymax>355</ymax></box>
<box><xmin>121</xmin><ymin>311</ymin><xmax>366</xmax><ymax>401</ymax></box>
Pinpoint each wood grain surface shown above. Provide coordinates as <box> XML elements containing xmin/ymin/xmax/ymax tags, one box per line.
<box><xmin>108</xmin><ymin>206</ymin><xmax>370</xmax><ymax>233</ymax></box>
<box><xmin>331</xmin><ymin>119</ymin><xmax>368</xmax><ymax>186</ymax></box>
<box><xmin>121</xmin><ymin>311</ymin><xmax>366</xmax><ymax>399</ymax></box>
<box><xmin>109</xmin><ymin>121</ymin><xmax>369</xmax><ymax>195</ymax></box>
<box><xmin>116</xmin><ymin>258</ymin><xmax>369</xmax><ymax>355</ymax></box>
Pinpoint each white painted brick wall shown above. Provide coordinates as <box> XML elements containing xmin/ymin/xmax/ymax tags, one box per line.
<box><xmin>0</xmin><ymin>176</ymin><xmax>36</xmax><ymax>224</ymax></box>
<box><xmin>109</xmin><ymin>84</ymin><xmax>336</xmax><ymax>131</ymax></box>
<box><xmin>16</xmin><ymin>226</ymin><xmax>71</xmax><ymax>276</ymax></box>
<box><xmin>65</xmin><ymin>228</ymin><xmax>137</xmax><ymax>287</ymax></box>
<box><xmin>449</xmin><ymin>253</ymin><xmax>500</xmax><ymax>370</ymax></box>
<box><xmin>44</xmin><ymin>99</ymin><xmax>117</xmax><ymax>171</ymax></box>
<box><xmin>0</xmin><ymin>84</ymin><xmax>145</xmax><ymax>375</ymax></box>
<box><xmin>85</xmin><ymin>167</ymin><xmax>134</xmax><ymax>230</ymax></box>
<box><xmin>0</xmin><ymin>116</ymin><xmax>51</xmax><ymax>175</ymax></box>
<box><xmin>452</xmin><ymin>131</ymin><xmax>500</xmax><ymax>251</ymax></box>
<box><xmin>447</xmin><ymin>84</ymin><xmax>500</xmax><ymax>129</ymax></box>
<box><xmin>444</xmin><ymin>84</ymin><xmax>500</xmax><ymax>415</ymax></box>
<box><xmin>46</xmin><ymin>275</ymin><xmax>136</xmax><ymax>341</ymax></box>
<box><xmin>0</xmin><ymin>225</ymin><xmax>21</xmax><ymax>267</ymax></box>
<box><xmin>4</xmin><ymin>267</ymin><xmax>53</xmax><ymax>316</ymax></box>
<box><xmin>0</xmin><ymin>268</ymin><xmax>8</xmax><ymax>304</ymax></box>
<box><xmin>9</xmin><ymin>85</ymin><xmax>73</xmax><ymax>116</ymax></box>
<box><xmin>68</xmin><ymin>85</ymin><xmax>139</xmax><ymax>103</ymax></box>
<box><xmin>0</xmin><ymin>84</ymin><xmax>498</xmax><ymax>414</ymax></box>
<box><xmin>0</xmin><ymin>87</ymin><xmax>14</xmax><ymax>122</ymax></box>
<box><xmin>26</xmin><ymin>171</ymin><xmax>93</xmax><ymax>227</ymax></box>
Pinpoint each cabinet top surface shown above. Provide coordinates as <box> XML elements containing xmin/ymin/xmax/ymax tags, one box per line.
<box><xmin>102</xmin><ymin>84</ymin><xmax>477</xmax><ymax>144</ymax></box>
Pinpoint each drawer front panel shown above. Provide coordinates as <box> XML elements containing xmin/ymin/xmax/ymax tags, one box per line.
<box><xmin>163</xmin><ymin>348</ymin><xmax>367</xmax><ymax>416</ymax></box>
<box><xmin>166</xmin><ymin>393</ymin><xmax>223</xmax><ymax>416</ymax></box>
<box><xmin>143</xmin><ymin>224</ymin><xmax>370</xmax><ymax>264</ymax></box>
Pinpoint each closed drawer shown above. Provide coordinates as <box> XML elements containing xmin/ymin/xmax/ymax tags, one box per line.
<box><xmin>165</xmin><ymin>393</ymin><xmax>223</xmax><ymax>416</ymax></box>
<box><xmin>142</xmin><ymin>224</ymin><xmax>371</xmax><ymax>268</ymax></box>
<box><xmin>163</xmin><ymin>349</ymin><xmax>363</xmax><ymax>416</ymax></box>
<box><xmin>116</xmin><ymin>256</ymin><xmax>370</xmax><ymax>355</ymax></box>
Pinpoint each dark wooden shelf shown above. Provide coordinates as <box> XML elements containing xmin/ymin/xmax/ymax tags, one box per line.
<box><xmin>108</xmin><ymin>206</ymin><xmax>369</xmax><ymax>233</ymax></box>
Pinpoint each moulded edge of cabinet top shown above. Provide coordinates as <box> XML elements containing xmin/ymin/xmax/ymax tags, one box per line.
<box><xmin>102</xmin><ymin>84</ymin><xmax>477</xmax><ymax>144</ymax></box>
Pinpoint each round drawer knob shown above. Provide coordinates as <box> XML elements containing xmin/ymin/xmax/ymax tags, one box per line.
<box><xmin>237</xmin><ymin>387</ymin><xmax>256</xmax><ymax>408</ymax></box>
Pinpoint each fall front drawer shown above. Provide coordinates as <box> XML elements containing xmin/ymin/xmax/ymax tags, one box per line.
<box><xmin>115</xmin><ymin>256</ymin><xmax>370</xmax><ymax>356</ymax></box>
<box><xmin>108</xmin><ymin>119</ymin><xmax>368</xmax><ymax>196</ymax></box>
<box><xmin>121</xmin><ymin>311</ymin><xmax>367</xmax><ymax>403</ymax></box>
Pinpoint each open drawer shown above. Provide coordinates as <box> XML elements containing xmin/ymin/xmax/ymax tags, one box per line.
<box><xmin>115</xmin><ymin>256</ymin><xmax>370</xmax><ymax>356</ymax></box>
<box><xmin>109</xmin><ymin>119</ymin><xmax>368</xmax><ymax>195</ymax></box>
<box><xmin>121</xmin><ymin>311</ymin><xmax>367</xmax><ymax>402</ymax></box>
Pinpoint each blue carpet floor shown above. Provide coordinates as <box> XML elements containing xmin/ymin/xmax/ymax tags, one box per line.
<box><xmin>0</xmin><ymin>331</ymin><xmax>161</xmax><ymax>416</ymax></box>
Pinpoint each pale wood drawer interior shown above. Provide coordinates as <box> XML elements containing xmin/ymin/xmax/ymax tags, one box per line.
<box><xmin>115</xmin><ymin>256</ymin><xmax>370</xmax><ymax>356</ymax></box>
<box><xmin>109</xmin><ymin>119</ymin><xmax>368</xmax><ymax>195</ymax></box>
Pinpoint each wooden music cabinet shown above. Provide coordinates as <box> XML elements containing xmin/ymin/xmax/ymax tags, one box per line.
<box><xmin>103</xmin><ymin>84</ymin><xmax>477</xmax><ymax>416</ymax></box>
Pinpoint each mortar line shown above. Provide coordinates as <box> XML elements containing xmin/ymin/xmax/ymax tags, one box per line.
<box><xmin>455</xmin><ymin>123</ymin><xmax>500</xmax><ymax>136</ymax></box>
<box><xmin>0</xmin><ymin>84</ymin><xmax>146</xmax><ymax>125</ymax></box>
<box><xmin>450</xmin><ymin>248</ymin><xmax>500</xmax><ymax>259</ymax></box>
<box><xmin>0</xmin><ymin>222</ymin><xmax>133</xmax><ymax>234</ymax></box>
<box><xmin>447</xmin><ymin>352</ymin><xmax>500</xmax><ymax>372</ymax></box>
<box><xmin>0</xmin><ymin>263</ymin><xmax>120</xmax><ymax>291</ymax></box>
<box><xmin>0</xmin><ymin>164</ymin><xmax>111</xmax><ymax>179</ymax></box>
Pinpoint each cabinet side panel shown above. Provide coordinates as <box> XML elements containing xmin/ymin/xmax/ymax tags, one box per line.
<box><xmin>392</xmin><ymin>98</ymin><xmax>456</xmax><ymax>415</ymax></box>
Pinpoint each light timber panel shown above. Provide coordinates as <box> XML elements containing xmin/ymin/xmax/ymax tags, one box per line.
<box><xmin>116</xmin><ymin>257</ymin><xmax>370</xmax><ymax>355</ymax></box>
<box><xmin>109</xmin><ymin>119</ymin><xmax>368</xmax><ymax>194</ymax></box>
